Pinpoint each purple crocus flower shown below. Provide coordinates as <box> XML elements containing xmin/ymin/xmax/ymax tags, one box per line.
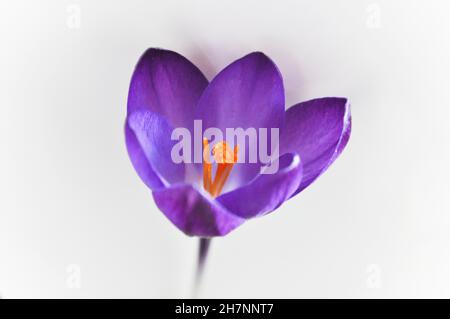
<box><xmin>125</xmin><ymin>48</ymin><xmax>351</xmax><ymax>237</ymax></box>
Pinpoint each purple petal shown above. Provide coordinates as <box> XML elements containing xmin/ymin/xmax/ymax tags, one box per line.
<box><xmin>152</xmin><ymin>185</ymin><xmax>245</xmax><ymax>237</ymax></box>
<box><xmin>125</xmin><ymin>123</ymin><xmax>164</xmax><ymax>189</ymax></box>
<box><xmin>280</xmin><ymin>97</ymin><xmax>351</xmax><ymax>195</ymax></box>
<box><xmin>126</xmin><ymin>110</ymin><xmax>185</xmax><ymax>188</ymax></box>
<box><xmin>217</xmin><ymin>153</ymin><xmax>302</xmax><ymax>218</ymax></box>
<box><xmin>127</xmin><ymin>48</ymin><xmax>208</xmax><ymax>129</ymax></box>
<box><xmin>195</xmin><ymin>52</ymin><xmax>285</xmax><ymax>187</ymax></box>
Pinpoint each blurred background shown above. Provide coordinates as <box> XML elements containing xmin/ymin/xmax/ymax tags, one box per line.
<box><xmin>1</xmin><ymin>0</ymin><xmax>450</xmax><ymax>298</ymax></box>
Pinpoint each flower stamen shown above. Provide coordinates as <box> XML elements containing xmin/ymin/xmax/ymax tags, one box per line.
<box><xmin>202</xmin><ymin>138</ymin><xmax>212</xmax><ymax>194</ymax></box>
<box><xmin>203</xmin><ymin>139</ymin><xmax>238</xmax><ymax>197</ymax></box>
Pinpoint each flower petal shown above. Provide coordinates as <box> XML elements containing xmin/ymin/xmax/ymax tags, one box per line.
<box><xmin>127</xmin><ymin>48</ymin><xmax>208</xmax><ymax>129</ymax></box>
<box><xmin>126</xmin><ymin>110</ymin><xmax>185</xmax><ymax>188</ymax></box>
<box><xmin>217</xmin><ymin>153</ymin><xmax>302</xmax><ymax>218</ymax></box>
<box><xmin>195</xmin><ymin>52</ymin><xmax>285</xmax><ymax>187</ymax></box>
<box><xmin>152</xmin><ymin>185</ymin><xmax>245</xmax><ymax>237</ymax></box>
<box><xmin>125</xmin><ymin>123</ymin><xmax>164</xmax><ymax>189</ymax></box>
<box><xmin>280</xmin><ymin>97</ymin><xmax>351</xmax><ymax>195</ymax></box>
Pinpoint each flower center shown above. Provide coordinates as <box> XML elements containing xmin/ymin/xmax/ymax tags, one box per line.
<box><xmin>203</xmin><ymin>138</ymin><xmax>238</xmax><ymax>197</ymax></box>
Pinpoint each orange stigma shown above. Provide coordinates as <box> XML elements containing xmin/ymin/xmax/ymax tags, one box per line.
<box><xmin>203</xmin><ymin>138</ymin><xmax>238</xmax><ymax>197</ymax></box>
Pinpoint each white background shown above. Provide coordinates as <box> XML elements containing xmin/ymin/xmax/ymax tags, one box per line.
<box><xmin>1</xmin><ymin>0</ymin><xmax>450</xmax><ymax>298</ymax></box>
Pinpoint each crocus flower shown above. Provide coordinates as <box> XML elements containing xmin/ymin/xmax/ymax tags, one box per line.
<box><xmin>125</xmin><ymin>48</ymin><xmax>351</xmax><ymax>237</ymax></box>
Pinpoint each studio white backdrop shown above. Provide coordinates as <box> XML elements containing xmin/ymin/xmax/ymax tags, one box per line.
<box><xmin>1</xmin><ymin>0</ymin><xmax>450</xmax><ymax>298</ymax></box>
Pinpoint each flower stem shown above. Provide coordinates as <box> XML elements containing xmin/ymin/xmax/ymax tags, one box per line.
<box><xmin>193</xmin><ymin>237</ymin><xmax>211</xmax><ymax>298</ymax></box>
